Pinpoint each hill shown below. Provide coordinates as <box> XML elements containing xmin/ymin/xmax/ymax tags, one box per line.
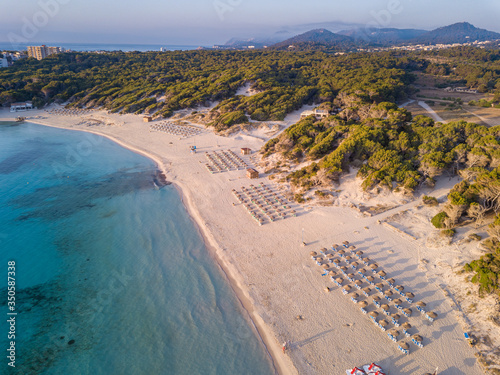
<box><xmin>270</xmin><ymin>29</ymin><xmax>357</xmax><ymax>50</ymax></box>
<box><xmin>413</xmin><ymin>22</ymin><xmax>500</xmax><ymax>44</ymax></box>
<box><xmin>338</xmin><ymin>27</ymin><xmax>426</xmax><ymax>45</ymax></box>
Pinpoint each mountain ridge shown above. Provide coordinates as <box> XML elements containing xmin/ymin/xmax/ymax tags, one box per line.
<box><xmin>225</xmin><ymin>22</ymin><xmax>500</xmax><ymax>49</ymax></box>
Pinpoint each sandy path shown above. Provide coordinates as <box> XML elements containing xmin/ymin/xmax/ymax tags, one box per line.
<box><xmin>418</xmin><ymin>101</ymin><xmax>447</xmax><ymax>123</ymax></box>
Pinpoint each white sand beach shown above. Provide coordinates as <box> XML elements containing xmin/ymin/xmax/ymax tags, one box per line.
<box><xmin>2</xmin><ymin>107</ymin><xmax>493</xmax><ymax>375</ymax></box>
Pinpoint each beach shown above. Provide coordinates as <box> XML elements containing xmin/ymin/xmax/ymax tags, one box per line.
<box><xmin>2</xmin><ymin>107</ymin><xmax>488</xmax><ymax>375</ymax></box>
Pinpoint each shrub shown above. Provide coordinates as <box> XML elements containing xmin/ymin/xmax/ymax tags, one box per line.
<box><xmin>431</xmin><ymin>211</ymin><xmax>449</xmax><ymax>228</ymax></box>
<box><xmin>465</xmin><ymin>251</ymin><xmax>500</xmax><ymax>296</ymax></box>
<box><xmin>294</xmin><ymin>194</ymin><xmax>305</xmax><ymax>203</ymax></box>
<box><xmin>468</xmin><ymin>233</ymin><xmax>482</xmax><ymax>241</ymax></box>
<box><xmin>441</xmin><ymin>229</ymin><xmax>456</xmax><ymax>238</ymax></box>
<box><xmin>422</xmin><ymin>195</ymin><xmax>438</xmax><ymax>206</ymax></box>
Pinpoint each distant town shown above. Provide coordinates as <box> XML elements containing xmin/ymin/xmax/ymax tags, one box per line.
<box><xmin>1</xmin><ymin>36</ymin><xmax>499</xmax><ymax>71</ymax></box>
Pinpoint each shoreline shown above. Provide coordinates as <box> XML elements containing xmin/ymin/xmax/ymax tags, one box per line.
<box><xmin>22</xmin><ymin>118</ymin><xmax>293</xmax><ymax>375</ymax></box>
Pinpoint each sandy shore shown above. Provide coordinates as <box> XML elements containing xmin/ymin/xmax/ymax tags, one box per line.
<box><xmin>2</xmin><ymin>108</ymin><xmax>487</xmax><ymax>375</ymax></box>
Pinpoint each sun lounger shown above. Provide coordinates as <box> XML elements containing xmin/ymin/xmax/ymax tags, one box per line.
<box><xmin>363</xmin><ymin>362</ymin><xmax>384</xmax><ymax>374</ymax></box>
<box><xmin>346</xmin><ymin>367</ymin><xmax>366</xmax><ymax>375</ymax></box>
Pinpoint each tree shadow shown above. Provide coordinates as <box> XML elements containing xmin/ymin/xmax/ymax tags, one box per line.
<box><xmin>439</xmin><ymin>366</ymin><xmax>467</xmax><ymax>375</ymax></box>
<box><xmin>379</xmin><ymin>353</ymin><xmax>422</xmax><ymax>375</ymax></box>
<box><xmin>431</xmin><ymin>321</ymin><xmax>457</xmax><ymax>341</ymax></box>
<box><xmin>291</xmin><ymin>329</ymin><xmax>335</xmax><ymax>349</ymax></box>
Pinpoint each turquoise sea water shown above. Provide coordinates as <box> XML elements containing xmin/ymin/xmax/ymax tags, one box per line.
<box><xmin>0</xmin><ymin>123</ymin><xmax>274</xmax><ymax>375</ymax></box>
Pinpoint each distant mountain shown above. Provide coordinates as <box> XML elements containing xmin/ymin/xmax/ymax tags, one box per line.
<box><xmin>413</xmin><ymin>22</ymin><xmax>500</xmax><ymax>44</ymax></box>
<box><xmin>223</xmin><ymin>38</ymin><xmax>268</xmax><ymax>48</ymax></box>
<box><xmin>222</xmin><ymin>22</ymin><xmax>500</xmax><ymax>51</ymax></box>
<box><xmin>270</xmin><ymin>29</ymin><xmax>357</xmax><ymax>50</ymax></box>
<box><xmin>338</xmin><ymin>28</ymin><xmax>427</xmax><ymax>45</ymax></box>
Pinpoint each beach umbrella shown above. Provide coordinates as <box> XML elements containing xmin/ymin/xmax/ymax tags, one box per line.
<box><xmin>343</xmin><ymin>241</ymin><xmax>349</xmax><ymax>245</ymax></box>
<box><xmin>329</xmin><ymin>271</ymin><xmax>337</xmax><ymax>277</ymax></box>
<box><xmin>349</xmin><ymin>245</ymin><xmax>356</xmax><ymax>250</ymax></box>
<box><xmin>427</xmin><ymin>311</ymin><xmax>437</xmax><ymax>319</ymax></box>
<box><xmin>332</xmin><ymin>244</ymin><xmax>339</xmax><ymax>248</ymax></box>
<box><xmin>403</xmin><ymin>308</ymin><xmax>412</xmax><ymax>316</ymax></box>
<box><xmin>393</xmin><ymin>298</ymin><xmax>403</xmax><ymax>305</ymax></box>
<box><xmin>345</xmin><ymin>255</ymin><xmax>352</xmax><ymax>261</ymax></box>
<box><xmin>416</xmin><ymin>301</ymin><xmax>427</xmax><ymax>307</ymax></box>
<box><xmin>340</xmin><ymin>266</ymin><xmax>348</xmax><ymax>272</ymax></box>
<box><xmin>334</xmin><ymin>259</ymin><xmax>341</xmax><ymax>264</ymax></box>
<box><xmin>379</xmin><ymin>319</ymin><xmax>388</xmax><ymax>327</ymax></box>
<box><xmin>372</xmin><ymin>296</ymin><xmax>381</xmax><ymax>302</ymax></box>
<box><xmin>326</xmin><ymin>254</ymin><xmax>334</xmax><ymax>259</ymax></box>
<box><xmin>343</xmin><ymin>285</ymin><xmax>352</xmax><ymax>293</ymax></box>
<box><xmin>370</xmin><ymin>263</ymin><xmax>379</xmax><ymax>270</ymax></box>
<box><xmin>321</xmin><ymin>248</ymin><xmax>327</xmax><ymax>253</ymax></box>
<box><xmin>377</xmin><ymin>270</ymin><xmax>387</xmax><ymax>277</ymax></box>
<box><xmin>310</xmin><ymin>251</ymin><xmax>317</xmax><ymax>256</ymax></box>
<box><xmin>355</xmin><ymin>280</ymin><xmax>363</xmax><ymax>286</ymax></box>
<box><xmin>381</xmin><ymin>304</ymin><xmax>390</xmax><ymax>311</ymax></box>
<box><xmin>366</xmin><ymin>276</ymin><xmax>375</xmax><ymax>282</ymax></box>
<box><xmin>375</xmin><ymin>283</ymin><xmax>384</xmax><ymax>289</ymax></box>
<box><xmin>348</xmin><ymin>273</ymin><xmax>355</xmax><ymax>279</ymax></box>
<box><xmin>395</xmin><ymin>285</ymin><xmax>404</xmax><ymax>291</ymax></box>
<box><xmin>358</xmin><ymin>300</ymin><xmax>368</xmax><ymax>308</ymax></box>
<box><xmin>322</xmin><ymin>264</ymin><xmax>330</xmax><ymax>270</ymax></box>
<box><xmin>336</xmin><ymin>277</ymin><xmax>344</xmax><ymax>284</ymax></box>
<box><xmin>356</xmin><ymin>250</ymin><xmax>364</xmax><ymax>256</ymax></box>
<box><xmin>391</xmin><ymin>313</ymin><xmax>400</xmax><ymax>320</ymax></box>
<box><xmin>385</xmin><ymin>290</ymin><xmax>394</xmax><ymax>297</ymax></box>
<box><xmin>412</xmin><ymin>335</ymin><xmax>423</xmax><ymax>342</ymax></box>
<box><xmin>401</xmin><ymin>322</ymin><xmax>412</xmax><ymax>329</ymax></box>
<box><xmin>362</xmin><ymin>287</ymin><xmax>372</xmax><ymax>294</ymax></box>
<box><xmin>338</xmin><ymin>249</ymin><xmax>346</xmax><ymax>255</ymax></box>
<box><xmin>362</xmin><ymin>257</ymin><xmax>370</xmax><ymax>263</ymax></box>
<box><xmin>406</xmin><ymin>292</ymin><xmax>415</xmax><ymax>299</ymax></box>
<box><xmin>358</xmin><ymin>268</ymin><xmax>367</xmax><ymax>274</ymax></box>
<box><xmin>387</xmin><ymin>278</ymin><xmax>395</xmax><ymax>285</ymax></box>
<box><xmin>351</xmin><ymin>261</ymin><xmax>359</xmax><ymax>268</ymax></box>
<box><xmin>399</xmin><ymin>342</ymin><xmax>409</xmax><ymax>350</ymax></box>
<box><xmin>352</xmin><ymin>292</ymin><xmax>360</xmax><ymax>299</ymax></box>
<box><xmin>369</xmin><ymin>311</ymin><xmax>379</xmax><ymax>318</ymax></box>
<box><xmin>389</xmin><ymin>329</ymin><xmax>400</xmax><ymax>337</ymax></box>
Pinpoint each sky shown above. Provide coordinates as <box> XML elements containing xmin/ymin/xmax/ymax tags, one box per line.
<box><xmin>1</xmin><ymin>0</ymin><xmax>499</xmax><ymax>46</ymax></box>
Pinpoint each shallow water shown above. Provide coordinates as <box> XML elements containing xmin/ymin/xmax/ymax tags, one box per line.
<box><xmin>0</xmin><ymin>123</ymin><xmax>274</xmax><ymax>375</ymax></box>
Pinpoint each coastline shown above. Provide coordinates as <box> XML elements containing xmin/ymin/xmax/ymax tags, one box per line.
<box><xmin>3</xmin><ymin>108</ymin><xmax>487</xmax><ymax>375</ymax></box>
<box><xmin>17</xmin><ymin>117</ymin><xmax>293</xmax><ymax>375</ymax></box>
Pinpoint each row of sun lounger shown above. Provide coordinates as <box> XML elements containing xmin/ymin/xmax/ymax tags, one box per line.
<box><xmin>150</xmin><ymin>122</ymin><xmax>202</xmax><ymax>138</ymax></box>
<box><xmin>325</xmin><ymin>243</ymin><xmax>436</xmax><ymax>321</ymax></box>
<box><xmin>205</xmin><ymin>150</ymin><xmax>248</xmax><ymax>173</ymax></box>
<box><xmin>233</xmin><ymin>183</ymin><xmax>298</xmax><ymax>225</ymax></box>
<box><xmin>312</xmin><ymin>241</ymin><xmax>436</xmax><ymax>355</ymax></box>
<box><xmin>46</xmin><ymin>108</ymin><xmax>94</xmax><ymax>116</ymax></box>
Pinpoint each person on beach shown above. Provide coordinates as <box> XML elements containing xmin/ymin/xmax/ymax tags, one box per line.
<box><xmin>282</xmin><ymin>341</ymin><xmax>288</xmax><ymax>353</ymax></box>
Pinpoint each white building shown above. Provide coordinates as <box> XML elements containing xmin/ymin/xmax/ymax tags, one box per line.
<box><xmin>0</xmin><ymin>56</ymin><xmax>8</xmax><ymax>68</ymax></box>
<box><xmin>10</xmin><ymin>102</ymin><xmax>34</xmax><ymax>112</ymax></box>
<box><xmin>300</xmin><ymin>108</ymin><xmax>330</xmax><ymax>120</ymax></box>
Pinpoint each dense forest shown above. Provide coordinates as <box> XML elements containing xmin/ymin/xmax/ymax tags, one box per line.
<box><xmin>1</xmin><ymin>46</ymin><xmax>500</xmax><ymax>295</ymax></box>
<box><xmin>0</xmin><ymin>50</ymin><xmax>417</xmax><ymax>130</ymax></box>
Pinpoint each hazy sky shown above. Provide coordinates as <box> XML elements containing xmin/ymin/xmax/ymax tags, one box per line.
<box><xmin>1</xmin><ymin>0</ymin><xmax>499</xmax><ymax>45</ymax></box>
